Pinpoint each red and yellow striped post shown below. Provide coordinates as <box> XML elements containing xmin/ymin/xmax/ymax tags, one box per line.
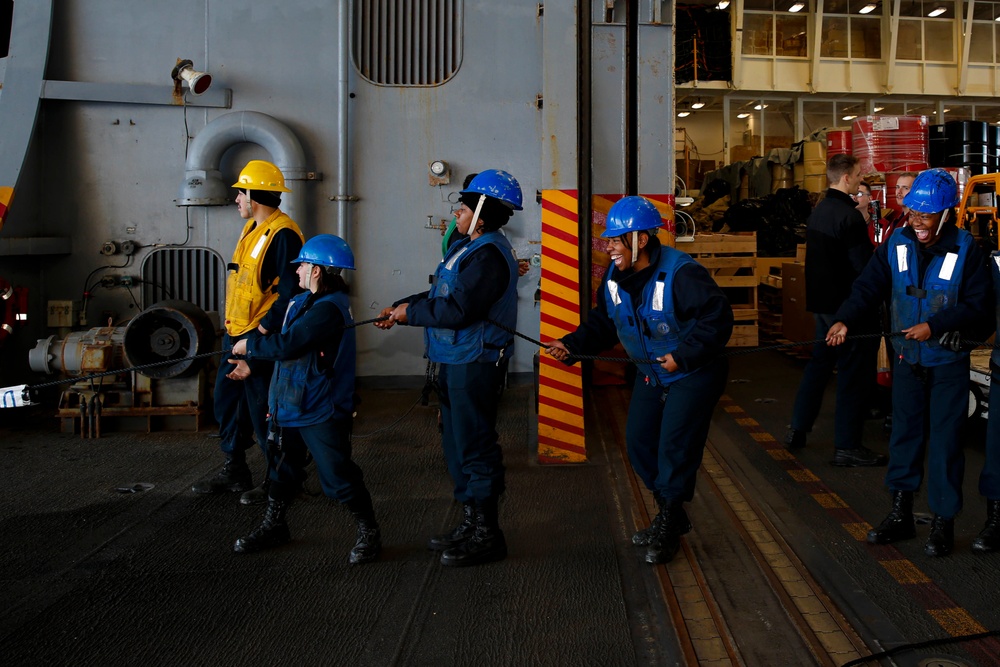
<box><xmin>0</xmin><ymin>187</ymin><xmax>13</xmax><ymax>233</ymax></box>
<box><xmin>537</xmin><ymin>192</ymin><xmax>677</xmax><ymax>463</ymax></box>
<box><xmin>538</xmin><ymin>190</ymin><xmax>587</xmax><ymax>463</ymax></box>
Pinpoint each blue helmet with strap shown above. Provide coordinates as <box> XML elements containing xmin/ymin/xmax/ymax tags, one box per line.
<box><xmin>460</xmin><ymin>169</ymin><xmax>524</xmax><ymax>211</ymax></box>
<box><xmin>600</xmin><ymin>196</ymin><xmax>663</xmax><ymax>238</ymax></box>
<box><xmin>902</xmin><ymin>168</ymin><xmax>959</xmax><ymax>213</ymax></box>
<box><xmin>293</xmin><ymin>234</ymin><xmax>355</xmax><ymax>270</ymax></box>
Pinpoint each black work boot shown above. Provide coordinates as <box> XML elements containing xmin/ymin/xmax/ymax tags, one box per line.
<box><xmin>784</xmin><ymin>428</ymin><xmax>806</xmax><ymax>450</ymax></box>
<box><xmin>239</xmin><ymin>477</ymin><xmax>270</xmax><ymax>506</ymax></box>
<box><xmin>428</xmin><ymin>503</ymin><xmax>476</xmax><ymax>551</ymax></box>
<box><xmin>233</xmin><ymin>497</ymin><xmax>291</xmax><ymax>553</ymax></box>
<box><xmin>866</xmin><ymin>491</ymin><xmax>916</xmax><ymax>544</ymax></box>
<box><xmin>632</xmin><ymin>512</ymin><xmax>664</xmax><ymax>547</ymax></box>
<box><xmin>972</xmin><ymin>499</ymin><xmax>1000</xmax><ymax>553</ymax></box>
<box><xmin>645</xmin><ymin>499</ymin><xmax>692</xmax><ymax>565</ymax></box>
<box><xmin>349</xmin><ymin>515</ymin><xmax>382</xmax><ymax>565</ymax></box>
<box><xmin>192</xmin><ymin>453</ymin><xmax>253</xmax><ymax>494</ymax></box>
<box><xmin>440</xmin><ymin>498</ymin><xmax>507</xmax><ymax>567</ymax></box>
<box><xmin>924</xmin><ymin>515</ymin><xmax>955</xmax><ymax>557</ymax></box>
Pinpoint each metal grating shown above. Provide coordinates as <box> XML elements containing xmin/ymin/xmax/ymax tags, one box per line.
<box><xmin>352</xmin><ymin>0</ymin><xmax>463</xmax><ymax>86</ymax></box>
<box><xmin>140</xmin><ymin>247</ymin><xmax>226</xmax><ymax>314</ymax></box>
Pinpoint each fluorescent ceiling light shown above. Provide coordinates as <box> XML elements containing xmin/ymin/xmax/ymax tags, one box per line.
<box><xmin>754</xmin><ymin>103</ymin><xmax>768</xmax><ymax>110</ymax></box>
<box><xmin>995</xmin><ymin>15</ymin><xmax>1000</xmax><ymax>22</ymax></box>
<box><xmin>860</xmin><ymin>3</ymin><xmax>877</xmax><ymax>13</ymax></box>
<box><xmin>842</xmin><ymin>115</ymin><xmax>857</xmax><ymax>121</ymax></box>
<box><xmin>691</xmin><ymin>101</ymin><xmax>705</xmax><ymax>109</ymax></box>
<box><xmin>677</xmin><ymin>111</ymin><xmax>691</xmax><ymax>117</ymax></box>
<box><xmin>928</xmin><ymin>6</ymin><xmax>946</xmax><ymax>17</ymax></box>
<box><xmin>874</xmin><ymin>106</ymin><xmax>885</xmax><ymax>112</ymax></box>
<box><xmin>789</xmin><ymin>2</ymin><xmax>805</xmax><ymax>12</ymax></box>
<box><xmin>737</xmin><ymin>113</ymin><xmax>750</xmax><ymax>119</ymax></box>
<box><xmin>717</xmin><ymin>1</ymin><xmax>730</xmax><ymax>8</ymax></box>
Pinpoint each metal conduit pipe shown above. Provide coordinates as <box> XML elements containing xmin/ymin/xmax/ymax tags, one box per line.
<box><xmin>336</xmin><ymin>0</ymin><xmax>352</xmax><ymax>243</ymax></box>
<box><xmin>176</xmin><ymin>111</ymin><xmax>307</xmax><ymax>223</ymax></box>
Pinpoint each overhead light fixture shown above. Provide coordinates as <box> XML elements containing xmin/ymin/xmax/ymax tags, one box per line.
<box><xmin>995</xmin><ymin>15</ymin><xmax>1000</xmax><ymax>22</ymax></box>
<box><xmin>754</xmin><ymin>103</ymin><xmax>768</xmax><ymax>110</ymax></box>
<box><xmin>717</xmin><ymin>1</ymin><xmax>730</xmax><ymax>9</ymax></box>
<box><xmin>691</xmin><ymin>100</ymin><xmax>705</xmax><ymax>109</ymax></box>
<box><xmin>928</xmin><ymin>6</ymin><xmax>946</xmax><ymax>17</ymax></box>
<box><xmin>171</xmin><ymin>59</ymin><xmax>213</xmax><ymax>96</ymax></box>
<box><xmin>789</xmin><ymin>2</ymin><xmax>805</xmax><ymax>12</ymax></box>
<box><xmin>874</xmin><ymin>106</ymin><xmax>885</xmax><ymax>112</ymax></box>
<box><xmin>944</xmin><ymin>108</ymin><xmax>951</xmax><ymax>113</ymax></box>
<box><xmin>843</xmin><ymin>115</ymin><xmax>857</xmax><ymax>121</ymax></box>
<box><xmin>737</xmin><ymin>112</ymin><xmax>750</xmax><ymax>119</ymax></box>
<box><xmin>677</xmin><ymin>111</ymin><xmax>691</xmax><ymax>117</ymax></box>
<box><xmin>860</xmin><ymin>3</ymin><xmax>877</xmax><ymax>13</ymax></box>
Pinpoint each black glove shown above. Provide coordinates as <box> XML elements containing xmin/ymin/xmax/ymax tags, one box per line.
<box><xmin>939</xmin><ymin>331</ymin><xmax>962</xmax><ymax>352</ymax></box>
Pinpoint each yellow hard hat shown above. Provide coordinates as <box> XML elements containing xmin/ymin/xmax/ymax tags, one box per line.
<box><xmin>232</xmin><ymin>160</ymin><xmax>292</xmax><ymax>193</ymax></box>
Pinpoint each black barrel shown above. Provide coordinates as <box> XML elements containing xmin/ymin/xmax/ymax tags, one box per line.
<box><xmin>945</xmin><ymin>120</ymin><xmax>988</xmax><ymax>144</ymax></box>
<box><xmin>929</xmin><ymin>124</ymin><xmax>947</xmax><ymax>167</ymax></box>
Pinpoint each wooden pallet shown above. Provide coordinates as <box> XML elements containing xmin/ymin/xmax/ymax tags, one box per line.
<box><xmin>678</xmin><ymin>233</ymin><xmax>758</xmax><ymax>347</ymax></box>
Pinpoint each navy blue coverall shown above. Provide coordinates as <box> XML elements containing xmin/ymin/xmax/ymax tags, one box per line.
<box><xmin>560</xmin><ymin>236</ymin><xmax>734</xmax><ymax>503</ymax></box>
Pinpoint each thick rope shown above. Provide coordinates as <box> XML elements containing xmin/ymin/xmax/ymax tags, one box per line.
<box><xmin>486</xmin><ymin>319</ymin><xmax>926</xmax><ymax>365</ymax></box>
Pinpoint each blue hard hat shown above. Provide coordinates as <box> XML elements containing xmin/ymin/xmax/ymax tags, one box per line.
<box><xmin>902</xmin><ymin>168</ymin><xmax>959</xmax><ymax>213</ymax></box>
<box><xmin>460</xmin><ymin>169</ymin><xmax>524</xmax><ymax>210</ymax></box>
<box><xmin>292</xmin><ymin>234</ymin><xmax>355</xmax><ymax>270</ymax></box>
<box><xmin>600</xmin><ymin>196</ymin><xmax>663</xmax><ymax>238</ymax></box>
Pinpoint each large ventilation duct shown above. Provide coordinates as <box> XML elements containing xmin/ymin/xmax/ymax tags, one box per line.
<box><xmin>177</xmin><ymin>111</ymin><xmax>307</xmax><ymax>222</ymax></box>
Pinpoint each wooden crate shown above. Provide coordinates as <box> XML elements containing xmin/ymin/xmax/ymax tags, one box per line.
<box><xmin>678</xmin><ymin>233</ymin><xmax>758</xmax><ymax>347</ymax></box>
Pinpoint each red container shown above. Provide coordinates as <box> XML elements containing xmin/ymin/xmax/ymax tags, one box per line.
<box><xmin>852</xmin><ymin>116</ymin><xmax>929</xmax><ymax>174</ymax></box>
<box><xmin>827</xmin><ymin>130</ymin><xmax>852</xmax><ymax>157</ymax></box>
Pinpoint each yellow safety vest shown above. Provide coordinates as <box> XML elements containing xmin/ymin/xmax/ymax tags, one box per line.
<box><xmin>224</xmin><ymin>209</ymin><xmax>303</xmax><ymax>336</ymax></box>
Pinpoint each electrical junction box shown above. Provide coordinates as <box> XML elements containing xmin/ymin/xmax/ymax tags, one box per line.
<box><xmin>47</xmin><ymin>300</ymin><xmax>74</xmax><ymax>327</ymax></box>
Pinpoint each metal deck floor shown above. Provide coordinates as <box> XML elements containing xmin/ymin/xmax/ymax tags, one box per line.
<box><xmin>0</xmin><ymin>353</ymin><xmax>998</xmax><ymax>666</ymax></box>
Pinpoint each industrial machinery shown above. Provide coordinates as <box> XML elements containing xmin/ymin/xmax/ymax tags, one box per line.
<box><xmin>957</xmin><ymin>172</ymin><xmax>1000</xmax><ymax>250</ymax></box>
<box><xmin>28</xmin><ymin>300</ymin><xmax>216</xmax><ymax>436</ymax></box>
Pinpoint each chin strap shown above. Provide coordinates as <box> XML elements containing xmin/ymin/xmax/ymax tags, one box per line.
<box><xmin>937</xmin><ymin>208</ymin><xmax>949</xmax><ymax>236</ymax></box>
<box><xmin>631</xmin><ymin>231</ymin><xmax>639</xmax><ymax>263</ymax></box>
<box><xmin>471</xmin><ymin>194</ymin><xmax>486</xmax><ymax>236</ymax></box>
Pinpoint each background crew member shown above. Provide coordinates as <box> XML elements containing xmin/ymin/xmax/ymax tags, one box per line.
<box><xmin>375</xmin><ymin>169</ymin><xmax>521</xmax><ymax>567</ymax></box>
<box><xmin>229</xmin><ymin>234</ymin><xmax>380</xmax><ymax>564</ymax></box>
<box><xmin>857</xmin><ymin>181</ymin><xmax>895</xmax><ymax>248</ymax></box>
<box><xmin>828</xmin><ymin>168</ymin><xmax>992</xmax><ymax>557</ymax></box>
<box><xmin>546</xmin><ymin>196</ymin><xmax>733</xmax><ymax>565</ymax></box>
<box><xmin>975</xmin><ymin>252</ymin><xmax>1000</xmax><ymax>553</ymax></box>
<box><xmin>191</xmin><ymin>160</ymin><xmax>304</xmax><ymax>505</ymax></box>
<box><xmin>785</xmin><ymin>155</ymin><xmax>886</xmax><ymax>467</ymax></box>
<box><xmin>885</xmin><ymin>171</ymin><xmax>917</xmax><ymax>231</ymax></box>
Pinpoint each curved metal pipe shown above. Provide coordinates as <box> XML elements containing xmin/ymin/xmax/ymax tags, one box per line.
<box><xmin>177</xmin><ymin>111</ymin><xmax>306</xmax><ymax>222</ymax></box>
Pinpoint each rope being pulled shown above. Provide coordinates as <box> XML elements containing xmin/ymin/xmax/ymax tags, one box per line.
<box><xmin>2</xmin><ymin>315</ymin><xmax>991</xmax><ymax>408</ymax></box>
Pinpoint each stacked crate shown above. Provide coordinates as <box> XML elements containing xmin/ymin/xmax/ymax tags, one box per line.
<box><xmin>677</xmin><ymin>232</ymin><xmax>758</xmax><ymax>347</ymax></box>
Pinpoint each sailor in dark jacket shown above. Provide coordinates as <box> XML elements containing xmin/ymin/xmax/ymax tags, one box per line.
<box><xmin>376</xmin><ymin>169</ymin><xmax>521</xmax><ymax>567</ymax></box>
<box><xmin>829</xmin><ymin>169</ymin><xmax>992</xmax><ymax>557</ymax></box>
<box><xmin>546</xmin><ymin>196</ymin><xmax>733</xmax><ymax>565</ymax></box>
<box><xmin>785</xmin><ymin>154</ymin><xmax>886</xmax><ymax>466</ymax></box>
<box><xmin>229</xmin><ymin>234</ymin><xmax>381</xmax><ymax>565</ymax></box>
